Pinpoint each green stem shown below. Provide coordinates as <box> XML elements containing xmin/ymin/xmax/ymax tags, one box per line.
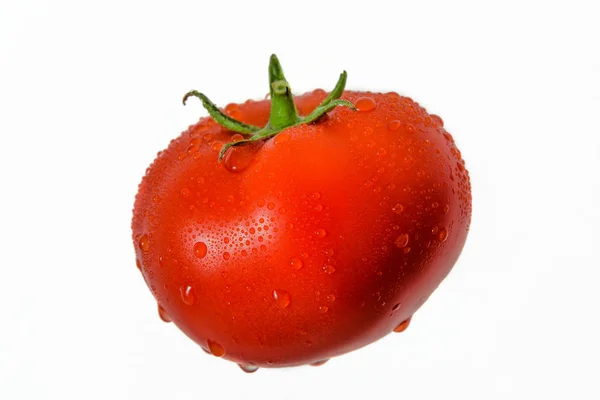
<box><xmin>266</xmin><ymin>54</ymin><xmax>300</xmax><ymax>129</ymax></box>
<box><xmin>183</xmin><ymin>54</ymin><xmax>356</xmax><ymax>161</ymax></box>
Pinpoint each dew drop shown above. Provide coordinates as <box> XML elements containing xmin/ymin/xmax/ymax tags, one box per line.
<box><xmin>290</xmin><ymin>257</ymin><xmax>303</xmax><ymax>270</ymax></box>
<box><xmin>231</xmin><ymin>133</ymin><xmax>244</xmax><ymax>142</ymax></box>
<box><xmin>211</xmin><ymin>142</ymin><xmax>223</xmax><ymax>152</ymax></box>
<box><xmin>158</xmin><ymin>304</ymin><xmax>172</xmax><ymax>323</ymax></box>
<box><xmin>431</xmin><ymin>226</ymin><xmax>439</xmax><ymax>234</ymax></box>
<box><xmin>273</xmin><ymin>132</ymin><xmax>291</xmax><ymax>145</ymax></box>
<box><xmin>310</xmin><ymin>359</ymin><xmax>329</xmax><ymax>366</ymax></box>
<box><xmin>267</xmin><ymin>202</ymin><xmax>275</xmax><ymax>210</ymax></box>
<box><xmin>238</xmin><ymin>364</ymin><xmax>259</xmax><ymax>373</ymax></box>
<box><xmin>314</xmin><ymin>204</ymin><xmax>323</xmax><ymax>212</ymax></box>
<box><xmin>180</xmin><ymin>285</ymin><xmax>195</xmax><ymax>305</ymax></box>
<box><xmin>318</xmin><ymin>306</ymin><xmax>329</xmax><ymax>314</ymax></box>
<box><xmin>443</xmin><ymin>204</ymin><xmax>450</xmax><ymax>214</ymax></box>
<box><xmin>138</xmin><ymin>234</ymin><xmax>149</xmax><ymax>251</ymax></box>
<box><xmin>406</xmin><ymin>124</ymin><xmax>415</xmax><ymax>133</ymax></box>
<box><xmin>223</xmin><ymin>252</ymin><xmax>231</xmax><ymax>260</ymax></box>
<box><xmin>311</xmin><ymin>192</ymin><xmax>321</xmax><ymax>200</ymax></box>
<box><xmin>438</xmin><ymin>227</ymin><xmax>448</xmax><ymax>242</ymax></box>
<box><xmin>323</xmin><ymin>264</ymin><xmax>336</xmax><ymax>274</ymax></box>
<box><xmin>392</xmin><ymin>303</ymin><xmax>401</xmax><ymax>311</ymax></box>
<box><xmin>135</xmin><ymin>258</ymin><xmax>142</xmax><ymax>271</ymax></box>
<box><xmin>326</xmin><ymin>294</ymin><xmax>336</xmax><ymax>302</ymax></box>
<box><xmin>315</xmin><ymin>228</ymin><xmax>327</xmax><ymax>238</ymax></box>
<box><xmin>394</xmin><ymin>317</ymin><xmax>412</xmax><ymax>333</ymax></box>
<box><xmin>206</xmin><ymin>339</ymin><xmax>226</xmax><ymax>357</ymax></box>
<box><xmin>395</xmin><ymin>234</ymin><xmax>410</xmax><ymax>248</ymax></box>
<box><xmin>430</xmin><ymin>114</ymin><xmax>444</xmax><ymax>127</ymax></box>
<box><xmin>193</xmin><ymin>241</ymin><xmax>208</xmax><ymax>258</ymax></box>
<box><xmin>356</xmin><ymin>97</ymin><xmax>376</xmax><ymax>112</ymax></box>
<box><xmin>273</xmin><ymin>289</ymin><xmax>291</xmax><ymax>308</ymax></box>
<box><xmin>387</xmin><ymin>120</ymin><xmax>402</xmax><ymax>131</ymax></box>
<box><xmin>392</xmin><ymin>203</ymin><xmax>404</xmax><ymax>214</ymax></box>
<box><xmin>223</xmin><ymin>142</ymin><xmax>261</xmax><ymax>173</ymax></box>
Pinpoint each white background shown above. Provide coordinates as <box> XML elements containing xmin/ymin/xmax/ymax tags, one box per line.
<box><xmin>1</xmin><ymin>0</ymin><xmax>599</xmax><ymax>399</ymax></box>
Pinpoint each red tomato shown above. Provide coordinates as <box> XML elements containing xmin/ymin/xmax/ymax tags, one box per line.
<box><xmin>132</xmin><ymin>55</ymin><xmax>471</xmax><ymax>371</ymax></box>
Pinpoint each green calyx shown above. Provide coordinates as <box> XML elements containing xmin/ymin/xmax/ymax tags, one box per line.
<box><xmin>182</xmin><ymin>54</ymin><xmax>356</xmax><ymax>161</ymax></box>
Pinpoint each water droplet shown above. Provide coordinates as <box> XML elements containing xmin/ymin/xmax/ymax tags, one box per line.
<box><xmin>206</xmin><ymin>339</ymin><xmax>226</xmax><ymax>357</ymax></box>
<box><xmin>431</xmin><ymin>226</ymin><xmax>439</xmax><ymax>234</ymax></box>
<box><xmin>180</xmin><ymin>285</ymin><xmax>195</xmax><ymax>305</ymax></box>
<box><xmin>394</xmin><ymin>317</ymin><xmax>412</xmax><ymax>333</ymax></box>
<box><xmin>315</xmin><ymin>228</ymin><xmax>327</xmax><ymax>238</ymax></box>
<box><xmin>211</xmin><ymin>142</ymin><xmax>223</xmax><ymax>152</ymax></box>
<box><xmin>181</xmin><ymin>187</ymin><xmax>190</xmax><ymax>197</ymax></box>
<box><xmin>273</xmin><ymin>132</ymin><xmax>291</xmax><ymax>145</ymax></box>
<box><xmin>272</xmin><ymin>289</ymin><xmax>291</xmax><ymax>308</ymax></box>
<box><xmin>231</xmin><ymin>133</ymin><xmax>244</xmax><ymax>142</ymax></box>
<box><xmin>356</xmin><ymin>97</ymin><xmax>376</xmax><ymax>112</ymax></box>
<box><xmin>314</xmin><ymin>204</ymin><xmax>323</xmax><ymax>212</ymax></box>
<box><xmin>392</xmin><ymin>303</ymin><xmax>401</xmax><ymax>311</ymax></box>
<box><xmin>395</xmin><ymin>234</ymin><xmax>410</xmax><ymax>248</ymax></box>
<box><xmin>138</xmin><ymin>234</ymin><xmax>149</xmax><ymax>251</ymax></box>
<box><xmin>158</xmin><ymin>304</ymin><xmax>172</xmax><ymax>322</ymax></box>
<box><xmin>392</xmin><ymin>203</ymin><xmax>404</xmax><ymax>214</ymax></box>
<box><xmin>318</xmin><ymin>306</ymin><xmax>329</xmax><ymax>313</ymax></box>
<box><xmin>223</xmin><ymin>252</ymin><xmax>231</xmax><ymax>260</ymax></box>
<box><xmin>323</xmin><ymin>264</ymin><xmax>336</xmax><ymax>274</ymax></box>
<box><xmin>193</xmin><ymin>241</ymin><xmax>208</xmax><ymax>258</ymax></box>
<box><xmin>290</xmin><ymin>257</ymin><xmax>303</xmax><ymax>270</ymax></box>
<box><xmin>135</xmin><ymin>258</ymin><xmax>142</xmax><ymax>271</ymax></box>
<box><xmin>403</xmin><ymin>247</ymin><xmax>411</xmax><ymax>254</ymax></box>
<box><xmin>311</xmin><ymin>192</ymin><xmax>321</xmax><ymax>200</ymax></box>
<box><xmin>387</xmin><ymin>120</ymin><xmax>401</xmax><ymax>131</ymax></box>
<box><xmin>267</xmin><ymin>202</ymin><xmax>275</xmax><ymax>210</ymax></box>
<box><xmin>238</xmin><ymin>364</ymin><xmax>259</xmax><ymax>373</ymax></box>
<box><xmin>443</xmin><ymin>132</ymin><xmax>454</xmax><ymax>142</ymax></box>
<box><xmin>324</xmin><ymin>248</ymin><xmax>335</xmax><ymax>257</ymax></box>
<box><xmin>406</xmin><ymin>124</ymin><xmax>415</xmax><ymax>133</ymax></box>
<box><xmin>430</xmin><ymin>114</ymin><xmax>444</xmax><ymax>127</ymax></box>
<box><xmin>310</xmin><ymin>359</ymin><xmax>329</xmax><ymax>366</ymax></box>
<box><xmin>326</xmin><ymin>294</ymin><xmax>336</xmax><ymax>302</ymax></box>
<box><xmin>438</xmin><ymin>227</ymin><xmax>448</xmax><ymax>242</ymax></box>
<box><xmin>443</xmin><ymin>204</ymin><xmax>450</xmax><ymax>214</ymax></box>
<box><xmin>223</xmin><ymin>142</ymin><xmax>261</xmax><ymax>173</ymax></box>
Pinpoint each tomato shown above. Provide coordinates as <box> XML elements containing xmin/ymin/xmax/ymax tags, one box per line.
<box><xmin>131</xmin><ymin>55</ymin><xmax>471</xmax><ymax>371</ymax></box>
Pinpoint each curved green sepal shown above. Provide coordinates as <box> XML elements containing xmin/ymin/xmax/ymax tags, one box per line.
<box><xmin>302</xmin><ymin>99</ymin><xmax>356</xmax><ymax>124</ymax></box>
<box><xmin>182</xmin><ymin>90</ymin><xmax>259</xmax><ymax>135</ymax></box>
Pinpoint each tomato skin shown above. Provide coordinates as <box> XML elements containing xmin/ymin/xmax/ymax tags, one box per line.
<box><xmin>132</xmin><ymin>90</ymin><xmax>471</xmax><ymax>367</ymax></box>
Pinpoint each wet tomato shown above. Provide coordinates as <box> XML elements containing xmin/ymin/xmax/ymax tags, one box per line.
<box><xmin>132</xmin><ymin>55</ymin><xmax>471</xmax><ymax>371</ymax></box>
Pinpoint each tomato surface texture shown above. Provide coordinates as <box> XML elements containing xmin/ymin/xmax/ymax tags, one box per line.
<box><xmin>132</xmin><ymin>56</ymin><xmax>472</xmax><ymax>370</ymax></box>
